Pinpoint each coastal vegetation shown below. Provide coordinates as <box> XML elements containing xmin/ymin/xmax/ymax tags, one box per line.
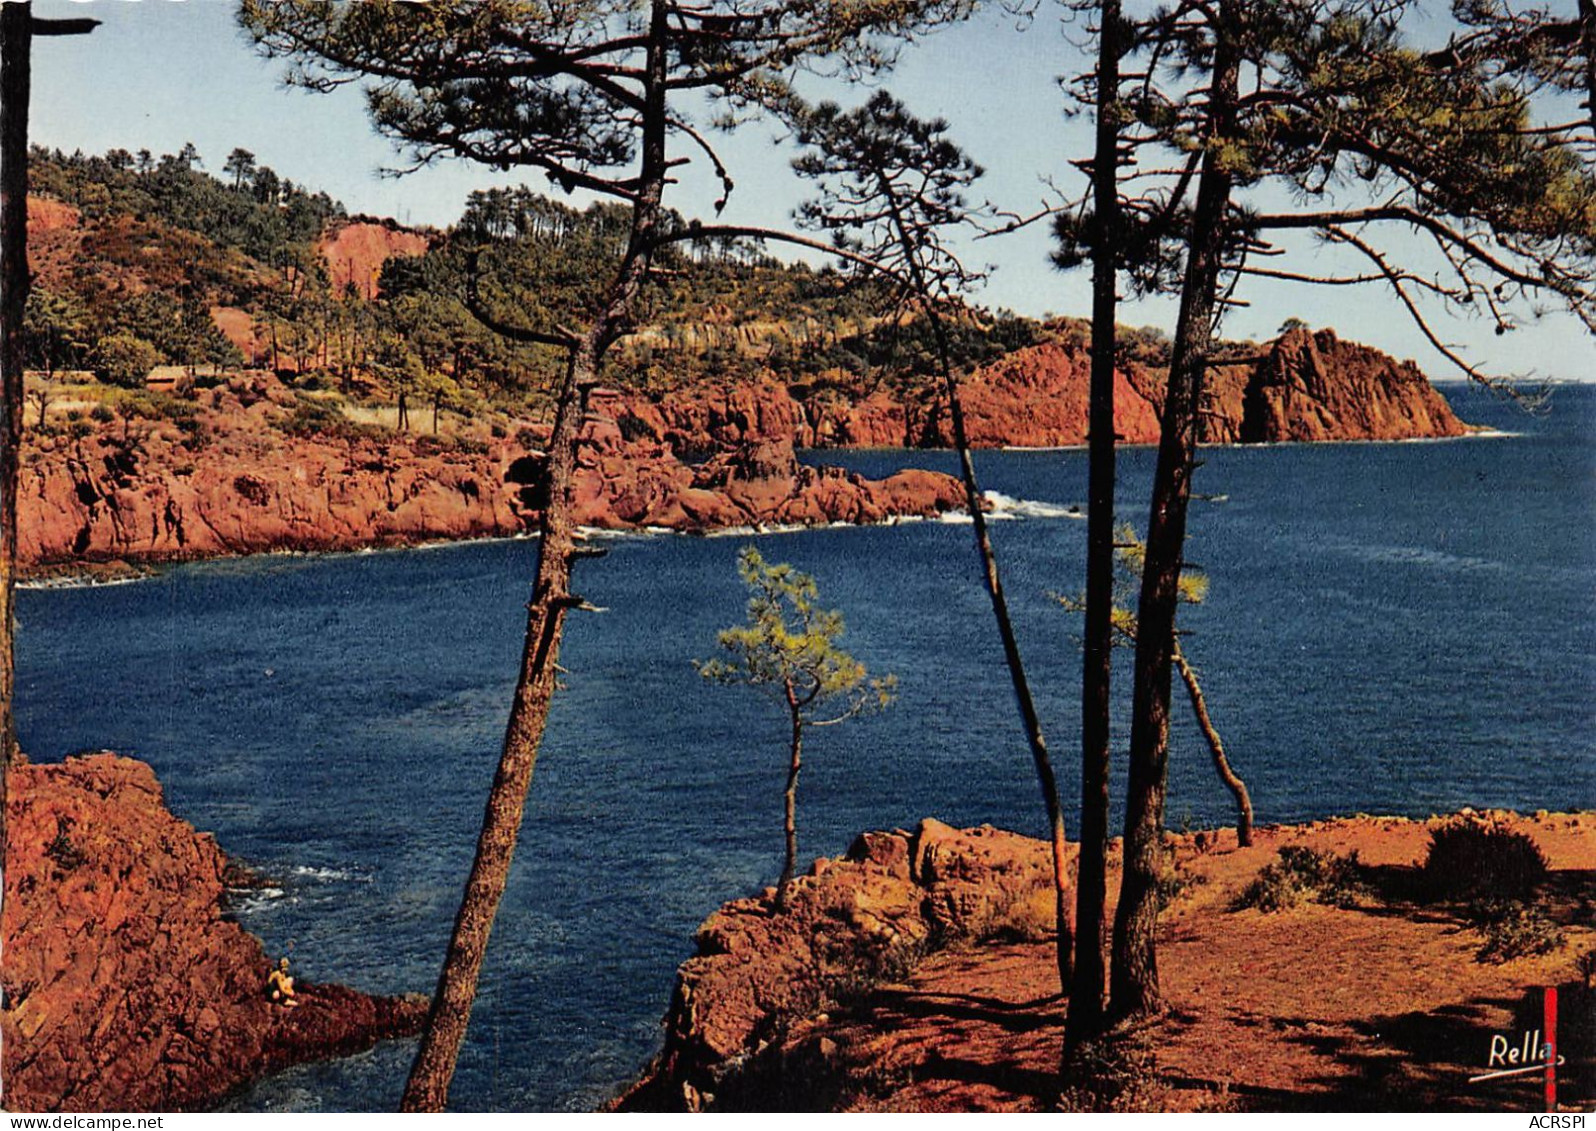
<box><xmin>1</xmin><ymin>0</ymin><xmax>1592</xmax><ymax>1115</ymax></box>
<box><xmin>1234</xmin><ymin>846</ymin><xmax>1370</xmax><ymax>912</ymax></box>
<box><xmin>622</xmin><ymin>811</ymin><xmax>1596</xmax><ymax>1111</ymax></box>
<box><xmin>22</xmin><ymin>144</ymin><xmax>1042</xmax><ymax>420</ymax></box>
<box><xmin>698</xmin><ymin>547</ymin><xmax>895</xmax><ymax>909</ymax></box>
<box><xmin>1049</xmin><ymin>0</ymin><xmax>1596</xmax><ymax>1051</ymax></box>
<box><xmin>787</xmin><ymin>89</ymin><xmax>1075</xmax><ymax>990</ymax></box>
<box><xmin>237</xmin><ymin>0</ymin><xmax>986</xmax><ymax>1110</ymax></box>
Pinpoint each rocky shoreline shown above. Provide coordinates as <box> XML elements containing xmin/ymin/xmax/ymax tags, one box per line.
<box><xmin>618</xmin><ymin>812</ymin><xmax>1595</xmax><ymax>1112</ymax></box>
<box><xmin>618</xmin><ymin>326</ymin><xmax>1469</xmax><ymax>452</ymax></box>
<box><xmin>17</xmin><ymin>325</ymin><xmax>1467</xmax><ymax>577</ymax></box>
<box><xmin>17</xmin><ymin>373</ymin><xmax>965</xmax><ymax>577</ymax></box>
<box><xmin>615</xmin><ymin>819</ymin><xmax>1066</xmax><ymax>1112</ymax></box>
<box><xmin>8</xmin><ymin>752</ymin><xmax>1588</xmax><ymax>1113</ymax></box>
<box><xmin>1</xmin><ymin>753</ymin><xmax>427</xmax><ymax>1112</ymax></box>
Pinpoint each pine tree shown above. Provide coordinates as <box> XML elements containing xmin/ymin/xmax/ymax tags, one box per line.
<box><xmin>698</xmin><ymin>546</ymin><xmax>895</xmax><ymax>909</ymax></box>
<box><xmin>223</xmin><ymin>147</ymin><xmax>256</xmax><ymax>192</ymax></box>
<box><xmin>787</xmin><ymin>89</ymin><xmax>1076</xmax><ymax>991</ymax></box>
<box><xmin>241</xmin><ymin>0</ymin><xmax>974</xmax><ymax>1109</ymax></box>
<box><xmin>1052</xmin><ymin>0</ymin><xmax>1596</xmax><ymax>1026</ymax></box>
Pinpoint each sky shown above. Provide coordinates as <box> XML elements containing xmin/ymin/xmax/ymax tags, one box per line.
<box><xmin>25</xmin><ymin>0</ymin><xmax>1595</xmax><ymax>382</ymax></box>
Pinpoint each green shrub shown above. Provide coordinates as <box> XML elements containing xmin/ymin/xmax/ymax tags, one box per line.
<box><xmin>819</xmin><ymin>934</ymin><xmax>935</xmax><ymax>1012</ymax></box>
<box><xmin>44</xmin><ymin>816</ymin><xmax>86</xmax><ymax>873</ymax></box>
<box><xmin>1466</xmin><ymin>899</ymin><xmax>1566</xmax><ymax>963</ymax></box>
<box><xmin>413</xmin><ymin>433</ymin><xmax>487</xmax><ymax>457</ymax></box>
<box><xmin>1235</xmin><ymin>845</ymin><xmax>1369</xmax><ymax>912</ymax></box>
<box><xmin>1155</xmin><ymin>849</ymin><xmax>1207</xmax><ymax>909</ymax></box>
<box><xmin>279</xmin><ymin>399</ymin><xmax>373</xmax><ymax>442</ymax></box>
<box><xmin>90</xmin><ymin>332</ymin><xmax>160</xmax><ymax>389</ymax></box>
<box><xmin>114</xmin><ymin>391</ymin><xmax>197</xmax><ymax>424</ymax></box>
<box><xmin>1421</xmin><ymin>818</ymin><xmax>1549</xmax><ymax>903</ymax></box>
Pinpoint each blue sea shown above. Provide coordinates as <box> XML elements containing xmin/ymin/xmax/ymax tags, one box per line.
<box><xmin>15</xmin><ymin>381</ymin><xmax>1595</xmax><ymax>1111</ymax></box>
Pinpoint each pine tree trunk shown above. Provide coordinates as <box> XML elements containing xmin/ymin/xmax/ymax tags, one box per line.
<box><xmin>0</xmin><ymin>1</ymin><xmax>32</xmax><ymax>853</ymax></box>
<box><xmin>1109</xmin><ymin>4</ymin><xmax>1240</xmax><ymax>1023</ymax></box>
<box><xmin>1580</xmin><ymin>0</ymin><xmax>1595</xmax><ymax>136</ymax></box>
<box><xmin>927</xmin><ymin>304</ymin><xmax>1073</xmax><ymax>990</ymax></box>
<box><xmin>778</xmin><ymin>694</ymin><xmax>802</xmax><ymax>910</ymax></box>
<box><xmin>400</xmin><ymin>343</ymin><xmax>590</xmax><ymax>1111</ymax></box>
<box><xmin>880</xmin><ymin>174</ymin><xmax>1072</xmax><ymax>987</ymax></box>
<box><xmin>1172</xmin><ymin>639</ymin><xmax>1252</xmax><ymax>846</ymax></box>
<box><xmin>400</xmin><ymin>2</ymin><xmax>674</xmax><ymax>1109</ymax></box>
<box><xmin>1069</xmin><ymin>0</ymin><xmax>1122</xmax><ymax>1052</ymax></box>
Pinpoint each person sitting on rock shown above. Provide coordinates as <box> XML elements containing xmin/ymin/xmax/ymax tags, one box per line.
<box><xmin>266</xmin><ymin>957</ymin><xmax>300</xmax><ymax>1008</ymax></box>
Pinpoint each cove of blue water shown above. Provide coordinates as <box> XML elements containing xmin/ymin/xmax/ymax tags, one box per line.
<box><xmin>15</xmin><ymin>382</ymin><xmax>1594</xmax><ymax>1111</ymax></box>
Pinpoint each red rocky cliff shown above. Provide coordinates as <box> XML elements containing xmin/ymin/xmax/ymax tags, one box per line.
<box><xmin>1218</xmin><ymin>328</ymin><xmax>1467</xmax><ymax>443</ymax></box>
<box><xmin>613</xmin><ymin>326</ymin><xmax>1468</xmax><ymax>451</ymax></box>
<box><xmin>1</xmin><ymin>753</ymin><xmax>426</xmax><ymax>1111</ymax></box>
<box><xmin>315</xmin><ymin>219</ymin><xmax>432</xmax><ymax>299</ymax></box>
<box><xmin>18</xmin><ymin>376</ymin><xmax>965</xmax><ymax>572</ymax></box>
<box><xmin>618</xmin><ymin>819</ymin><xmax>1064</xmax><ymax>1112</ymax></box>
<box><xmin>18</xmin><ymin>327</ymin><xmax>1464</xmax><ymax>572</ymax></box>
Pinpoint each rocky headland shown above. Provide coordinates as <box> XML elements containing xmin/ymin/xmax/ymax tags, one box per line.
<box><xmin>619</xmin><ymin>812</ymin><xmax>1594</xmax><ymax>1112</ymax></box>
<box><xmin>612</xmin><ymin>325</ymin><xmax>1469</xmax><ymax>451</ymax></box>
<box><xmin>1</xmin><ymin>753</ymin><xmax>427</xmax><ymax>1112</ymax></box>
<box><xmin>20</xmin><ymin>324</ymin><xmax>1470</xmax><ymax>576</ymax></box>
<box><xmin>17</xmin><ymin>374</ymin><xmax>966</xmax><ymax>575</ymax></box>
<box><xmin>21</xmin><ymin>186</ymin><xmax>1474</xmax><ymax>576</ymax></box>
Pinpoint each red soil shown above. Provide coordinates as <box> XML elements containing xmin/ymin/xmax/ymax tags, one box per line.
<box><xmin>316</xmin><ymin>219</ymin><xmax>432</xmax><ymax>299</ymax></box>
<box><xmin>626</xmin><ymin>812</ymin><xmax>1596</xmax><ymax>1112</ymax></box>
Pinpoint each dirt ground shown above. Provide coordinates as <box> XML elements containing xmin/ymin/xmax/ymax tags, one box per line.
<box><xmin>798</xmin><ymin>811</ymin><xmax>1596</xmax><ymax>1112</ymax></box>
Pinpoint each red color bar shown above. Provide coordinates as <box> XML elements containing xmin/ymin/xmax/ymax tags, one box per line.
<box><xmin>1544</xmin><ymin>985</ymin><xmax>1558</xmax><ymax>1113</ymax></box>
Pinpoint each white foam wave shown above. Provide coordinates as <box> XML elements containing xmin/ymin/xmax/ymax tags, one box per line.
<box><xmin>982</xmin><ymin>491</ymin><xmax>1087</xmax><ymax>521</ymax></box>
<box><xmin>935</xmin><ymin>491</ymin><xmax>1085</xmax><ymax>524</ymax></box>
<box><xmin>20</xmin><ymin>572</ymin><xmax>155</xmax><ymax>591</ymax></box>
<box><xmin>574</xmin><ymin>525</ymin><xmax>670</xmax><ymax>541</ymax></box>
<box><xmin>286</xmin><ymin>865</ymin><xmax>370</xmax><ymax>883</ymax></box>
<box><xmin>701</xmin><ymin>523</ymin><xmax>811</xmax><ymax>539</ymax></box>
<box><xmin>224</xmin><ymin>886</ymin><xmax>289</xmax><ymax>916</ymax></box>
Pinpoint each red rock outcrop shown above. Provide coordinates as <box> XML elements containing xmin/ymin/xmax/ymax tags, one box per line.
<box><xmin>16</xmin><ymin>326</ymin><xmax>1463</xmax><ymax>572</ymax></box>
<box><xmin>1216</xmin><ymin>328</ymin><xmax>1468</xmax><ymax>443</ymax></box>
<box><xmin>17</xmin><ymin>376</ymin><xmax>966</xmax><ymax>572</ymax></box>
<box><xmin>570</xmin><ymin>387</ymin><xmax>963</xmax><ymax>531</ymax></box>
<box><xmin>911</xmin><ymin>341</ymin><xmax>1165</xmax><ymax>448</ymax></box>
<box><xmin>619</xmin><ymin>819</ymin><xmax>1064</xmax><ymax>1112</ymax></box>
<box><xmin>209</xmin><ymin>305</ymin><xmax>262</xmax><ymax>361</ymax></box>
<box><xmin>621</xmin><ymin>812</ymin><xmax>1595</xmax><ymax>1113</ymax></box>
<box><xmin>25</xmin><ymin>198</ymin><xmax>86</xmax><ymax>295</ymax></box>
<box><xmin>19</xmin><ymin>381</ymin><xmax>521</xmax><ymax>570</ymax></box>
<box><xmin>316</xmin><ymin>219</ymin><xmax>433</xmax><ymax>299</ymax></box>
<box><xmin>25</xmin><ymin>196</ymin><xmax>79</xmax><ymax>234</ymax></box>
<box><xmin>611</xmin><ymin>327</ymin><xmax>1468</xmax><ymax>451</ymax></box>
<box><xmin>1</xmin><ymin>753</ymin><xmax>427</xmax><ymax>1112</ymax></box>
